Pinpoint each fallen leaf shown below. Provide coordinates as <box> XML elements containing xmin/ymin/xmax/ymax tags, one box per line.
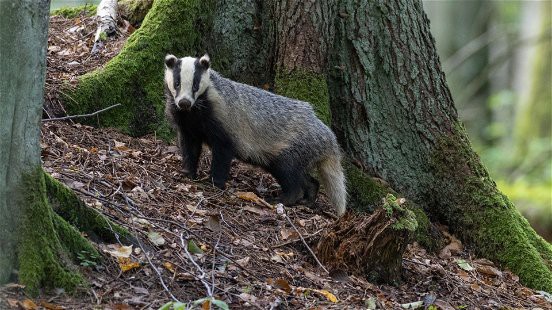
<box><xmin>147</xmin><ymin>231</ymin><xmax>166</xmax><ymax>246</ymax></box>
<box><xmin>118</xmin><ymin>257</ymin><xmax>141</xmax><ymax>272</ymax></box>
<box><xmin>476</xmin><ymin>265</ymin><xmax>502</xmax><ymax>277</ymax></box>
<box><xmin>114</xmin><ymin>140</ymin><xmax>129</xmax><ymax>152</ymax></box>
<box><xmin>105</xmin><ymin>244</ymin><xmax>132</xmax><ymax>258</ymax></box>
<box><xmin>456</xmin><ymin>259</ymin><xmax>474</xmax><ymax>271</ymax></box>
<box><xmin>243</xmin><ymin>205</ymin><xmax>267</xmax><ymax>215</ymax></box>
<box><xmin>237</xmin><ymin>191</ymin><xmax>260</xmax><ymax>202</ymax></box>
<box><xmin>187</xmin><ymin>204</ymin><xmax>207</xmax><ymax>215</ymax></box>
<box><xmin>187</xmin><ymin>240</ymin><xmax>204</xmax><ymax>254</ymax></box>
<box><xmin>433</xmin><ymin>299</ymin><xmax>455</xmax><ymax>310</ymax></box>
<box><xmin>236</xmin><ymin>256</ymin><xmax>250</xmax><ymax>267</ymax></box>
<box><xmin>205</xmin><ymin>215</ymin><xmax>222</xmax><ymax>232</ymax></box>
<box><xmin>271</xmin><ymin>254</ymin><xmax>284</xmax><ymax>264</ymax></box>
<box><xmin>163</xmin><ymin>262</ymin><xmax>176</xmax><ymax>273</ymax></box>
<box><xmin>20</xmin><ymin>299</ymin><xmax>38</xmax><ymax>310</ymax></box>
<box><xmin>273</xmin><ymin>278</ymin><xmax>291</xmax><ymax>293</ymax></box>
<box><xmin>365</xmin><ymin>297</ymin><xmax>377</xmax><ymax>309</ymax></box>
<box><xmin>280</xmin><ymin>228</ymin><xmax>298</xmax><ymax>241</ymax></box>
<box><xmin>314</xmin><ymin>289</ymin><xmax>338</xmax><ymax>303</ymax></box>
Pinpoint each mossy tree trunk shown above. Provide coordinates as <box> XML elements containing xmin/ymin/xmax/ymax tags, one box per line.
<box><xmin>0</xmin><ymin>0</ymin><xmax>128</xmax><ymax>295</ymax></box>
<box><xmin>328</xmin><ymin>0</ymin><xmax>552</xmax><ymax>291</ymax></box>
<box><xmin>272</xmin><ymin>0</ymin><xmax>336</xmax><ymax>124</ymax></box>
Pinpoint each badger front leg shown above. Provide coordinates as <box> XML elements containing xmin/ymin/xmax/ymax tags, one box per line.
<box><xmin>210</xmin><ymin>143</ymin><xmax>234</xmax><ymax>189</ymax></box>
<box><xmin>178</xmin><ymin>131</ymin><xmax>202</xmax><ymax>179</ymax></box>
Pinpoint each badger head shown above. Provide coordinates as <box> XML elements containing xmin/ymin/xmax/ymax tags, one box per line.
<box><xmin>164</xmin><ymin>54</ymin><xmax>211</xmax><ymax>110</ymax></box>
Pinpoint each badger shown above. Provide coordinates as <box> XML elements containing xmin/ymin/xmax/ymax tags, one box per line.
<box><xmin>163</xmin><ymin>54</ymin><xmax>347</xmax><ymax>216</ymax></box>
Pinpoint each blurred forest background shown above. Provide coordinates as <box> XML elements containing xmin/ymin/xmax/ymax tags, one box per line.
<box><xmin>50</xmin><ymin>0</ymin><xmax>551</xmax><ymax>239</ymax></box>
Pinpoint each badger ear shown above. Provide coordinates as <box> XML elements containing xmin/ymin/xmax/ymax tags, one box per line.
<box><xmin>199</xmin><ymin>54</ymin><xmax>210</xmax><ymax>69</ymax></box>
<box><xmin>165</xmin><ymin>54</ymin><xmax>177</xmax><ymax>69</ymax></box>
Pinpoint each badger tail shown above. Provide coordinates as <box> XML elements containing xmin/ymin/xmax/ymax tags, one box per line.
<box><xmin>317</xmin><ymin>154</ymin><xmax>347</xmax><ymax>216</ymax></box>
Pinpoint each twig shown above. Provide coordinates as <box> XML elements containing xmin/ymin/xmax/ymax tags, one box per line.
<box><xmin>135</xmin><ymin>231</ymin><xmax>178</xmax><ymax>302</ymax></box>
<box><xmin>283</xmin><ymin>210</ymin><xmax>329</xmax><ymax>274</ymax></box>
<box><xmin>42</xmin><ymin>103</ymin><xmax>121</xmax><ymax>122</ymax></box>
<box><xmin>180</xmin><ymin>232</ymin><xmax>213</xmax><ymax>298</ymax></box>
<box><xmin>271</xmin><ymin>229</ymin><xmax>324</xmax><ymax>248</ymax></box>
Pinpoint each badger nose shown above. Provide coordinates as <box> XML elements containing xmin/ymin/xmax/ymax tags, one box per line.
<box><xmin>176</xmin><ymin>98</ymin><xmax>192</xmax><ymax>110</ymax></box>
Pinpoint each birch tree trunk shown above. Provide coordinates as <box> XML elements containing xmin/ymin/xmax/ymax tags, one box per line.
<box><xmin>328</xmin><ymin>0</ymin><xmax>552</xmax><ymax>291</ymax></box>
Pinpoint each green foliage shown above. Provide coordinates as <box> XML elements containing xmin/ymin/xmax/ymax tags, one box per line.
<box><xmin>77</xmin><ymin>250</ymin><xmax>100</xmax><ymax>267</ymax></box>
<box><xmin>51</xmin><ymin>5</ymin><xmax>97</xmax><ymax>18</ymax></box>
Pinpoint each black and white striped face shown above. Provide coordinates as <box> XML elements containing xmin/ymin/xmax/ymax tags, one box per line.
<box><xmin>164</xmin><ymin>54</ymin><xmax>211</xmax><ymax>110</ymax></box>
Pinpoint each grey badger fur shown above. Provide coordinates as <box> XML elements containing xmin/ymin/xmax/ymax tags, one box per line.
<box><xmin>164</xmin><ymin>54</ymin><xmax>347</xmax><ymax>216</ymax></box>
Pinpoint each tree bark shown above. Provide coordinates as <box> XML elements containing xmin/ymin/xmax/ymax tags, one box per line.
<box><xmin>0</xmin><ymin>0</ymin><xmax>130</xmax><ymax>294</ymax></box>
<box><xmin>328</xmin><ymin>0</ymin><xmax>552</xmax><ymax>291</ymax></box>
<box><xmin>272</xmin><ymin>0</ymin><xmax>336</xmax><ymax>124</ymax></box>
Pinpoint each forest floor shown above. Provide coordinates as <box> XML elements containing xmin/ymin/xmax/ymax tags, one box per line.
<box><xmin>1</xmin><ymin>11</ymin><xmax>552</xmax><ymax>310</ymax></box>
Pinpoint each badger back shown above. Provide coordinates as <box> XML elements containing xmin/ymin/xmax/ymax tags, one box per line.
<box><xmin>206</xmin><ymin>72</ymin><xmax>338</xmax><ymax>166</ymax></box>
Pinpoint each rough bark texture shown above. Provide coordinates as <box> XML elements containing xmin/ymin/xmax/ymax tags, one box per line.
<box><xmin>328</xmin><ymin>0</ymin><xmax>552</xmax><ymax>291</ymax></box>
<box><xmin>272</xmin><ymin>0</ymin><xmax>336</xmax><ymax>124</ymax></box>
<box><xmin>316</xmin><ymin>194</ymin><xmax>417</xmax><ymax>284</ymax></box>
<box><xmin>209</xmin><ymin>0</ymin><xmax>274</xmax><ymax>86</ymax></box>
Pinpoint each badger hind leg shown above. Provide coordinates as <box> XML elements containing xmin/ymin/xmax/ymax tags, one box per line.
<box><xmin>301</xmin><ymin>175</ymin><xmax>320</xmax><ymax>205</ymax></box>
<box><xmin>267</xmin><ymin>160</ymin><xmax>305</xmax><ymax>206</ymax></box>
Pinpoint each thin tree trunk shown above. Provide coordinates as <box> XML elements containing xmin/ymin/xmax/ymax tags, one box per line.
<box><xmin>328</xmin><ymin>0</ymin><xmax>552</xmax><ymax>291</ymax></box>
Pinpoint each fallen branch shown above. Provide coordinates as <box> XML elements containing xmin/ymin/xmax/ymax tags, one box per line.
<box><xmin>42</xmin><ymin>104</ymin><xmax>121</xmax><ymax>122</ymax></box>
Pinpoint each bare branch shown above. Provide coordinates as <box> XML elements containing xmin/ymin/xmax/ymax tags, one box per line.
<box><xmin>42</xmin><ymin>103</ymin><xmax>121</xmax><ymax>122</ymax></box>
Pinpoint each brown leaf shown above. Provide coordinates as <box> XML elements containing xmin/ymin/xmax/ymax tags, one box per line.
<box><xmin>280</xmin><ymin>228</ymin><xmax>299</xmax><ymax>241</ymax></box>
<box><xmin>20</xmin><ymin>299</ymin><xmax>38</xmax><ymax>310</ymax></box>
<box><xmin>201</xmin><ymin>300</ymin><xmax>211</xmax><ymax>310</ymax></box>
<box><xmin>273</xmin><ymin>278</ymin><xmax>292</xmax><ymax>293</ymax></box>
<box><xmin>476</xmin><ymin>265</ymin><xmax>502</xmax><ymax>277</ymax></box>
<box><xmin>163</xmin><ymin>262</ymin><xmax>176</xmax><ymax>273</ymax></box>
<box><xmin>118</xmin><ymin>257</ymin><xmax>141</xmax><ymax>272</ymax></box>
<box><xmin>205</xmin><ymin>215</ymin><xmax>222</xmax><ymax>232</ymax></box>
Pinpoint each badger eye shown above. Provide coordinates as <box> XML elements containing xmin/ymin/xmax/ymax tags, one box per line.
<box><xmin>175</xmin><ymin>82</ymin><xmax>180</xmax><ymax>88</ymax></box>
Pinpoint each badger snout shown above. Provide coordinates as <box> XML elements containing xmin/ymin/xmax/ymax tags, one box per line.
<box><xmin>176</xmin><ymin>98</ymin><xmax>192</xmax><ymax>110</ymax></box>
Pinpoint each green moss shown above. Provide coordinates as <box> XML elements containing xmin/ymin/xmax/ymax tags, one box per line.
<box><xmin>51</xmin><ymin>5</ymin><xmax>97</xmax><ymax>18</ymax></box>
<box><xmin>119</xmin><ymin>0</ymin><xmax>153</xmax><ymax>25</ymax></box>
<box><xmin>18</xmin><ymin>169</ymin><xmax>90</xmax><ymax>295</ymax></box>
<box><xmin>382</xmin><ymin>194</ymin><xmax>418</xmax><ymax>232</ymax></box>
<box><xmin>64</xmin><ymin>0</ymin><xmax>212</xmax><ymax>139</ymax></box>
<box><xmin>430</xmin><ymin>122</ymin><xmax>552</xmax><ymax>292</ymax></box>
<box><xmin>44</xmin><ymin>173</ymin><xmax>133</xmax><ymax>244</ymax></box>
<box><xmin>275</xmin><ymin>70</ymin><xmax>331</xmax><ymax>125</ymax></box>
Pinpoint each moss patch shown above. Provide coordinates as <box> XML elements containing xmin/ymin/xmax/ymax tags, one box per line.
<box><xmin>275</xmin><ymin>70</ymin><xmax>331</xmax><ymax>125</ymax></box>
<box><xmin>430</xmin><ymin>122</ymin><xmax>552</xmax><ymax>292</ymax></box>
<box><xmin>44</xmin><ymin>173</ymin><xmax>133</xmax><ymax>244</ymax></box>
<box><xmin>64</xmin><ymin>0</ymin><xmax>212</xmax><ymax>139</ymax></box>
<box><xmin>51</xmin><ymin>5</ymin><xmax>97</xmax><ymax>18</ymax></box>
<box><xmin>18</xmin><ymin>169</ymin><xmax>93</xmax><ymax>295</ymax></box>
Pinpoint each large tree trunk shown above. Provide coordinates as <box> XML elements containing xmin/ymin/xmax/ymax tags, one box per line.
<box><xmin>0</xmin><ymin>0</ymin><xmax>129</xmax><ymax>295</ymax></box>
<box><xmin>328</xmin><ymin>0</ymin><xmax>552</xmax><ymax>291</ymax></box>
